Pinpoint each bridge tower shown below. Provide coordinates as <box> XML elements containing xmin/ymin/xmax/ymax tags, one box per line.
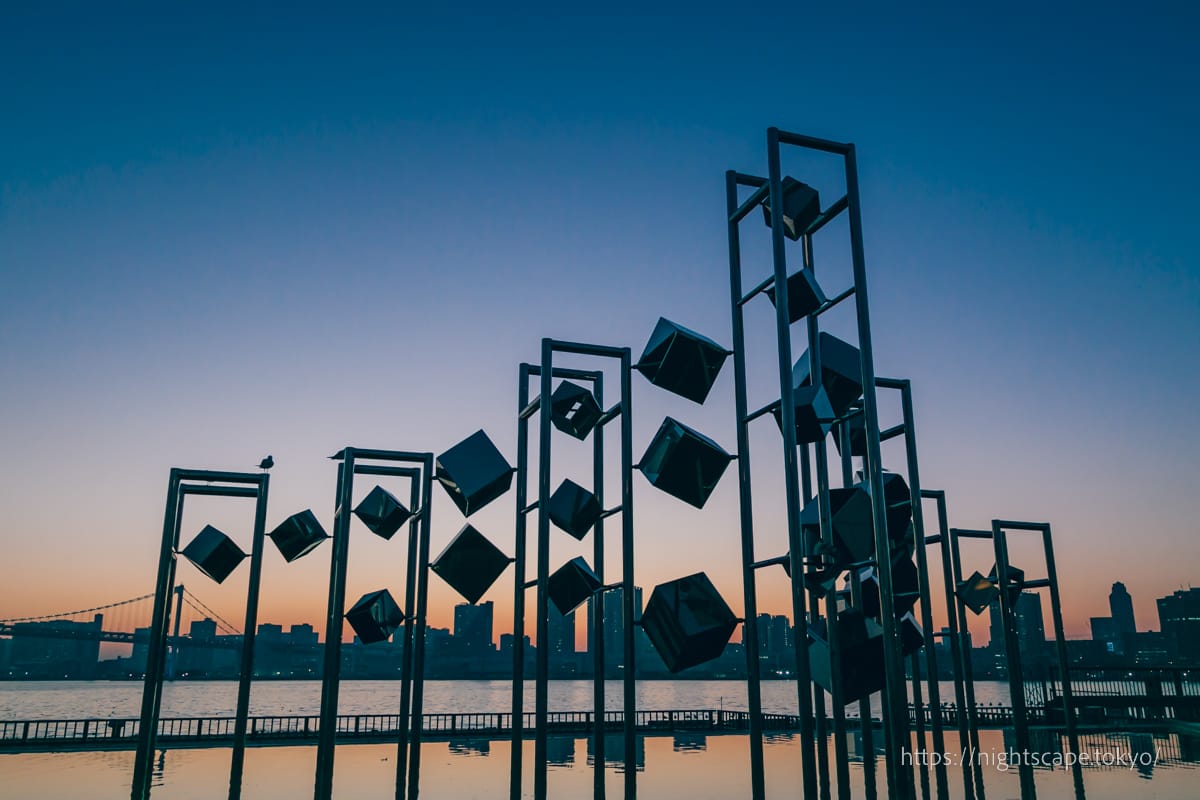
<box><xmin>165</xmin><ymin>585</ymin><xmax>183</xmax><ymax>681</ymax></box>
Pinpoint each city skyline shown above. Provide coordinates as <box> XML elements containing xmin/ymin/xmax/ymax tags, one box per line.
<box><xmin>2</xmin><ymin>6</ymin><xmax>1198</xmax><ymax>652</ymax></box>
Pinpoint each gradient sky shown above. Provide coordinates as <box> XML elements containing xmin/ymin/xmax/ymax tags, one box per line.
<box><xmin>2</xmin><ymin>3</ymin><xmax>1198</xmax><ymax>651</ymax></box>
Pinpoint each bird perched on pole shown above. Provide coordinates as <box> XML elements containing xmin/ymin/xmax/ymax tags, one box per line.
<box><xmin>258</xmin><ymin>455</ymin><xmax>274</xmax><ymax>471</ymax></box>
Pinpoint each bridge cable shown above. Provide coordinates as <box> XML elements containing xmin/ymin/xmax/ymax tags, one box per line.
<box><xmin>0</xmin><ymin>593</ymin><xmax>155</xmax><ymax>624</ymax></box>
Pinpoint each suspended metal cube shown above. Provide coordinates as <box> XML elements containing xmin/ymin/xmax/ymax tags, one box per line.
<box><xmin>547</xmin><ymin>479</ymin><xmax>602</xmax><ymax>541</ymax></box>
<box><xmin>957</xmin><ymin>571</ymin><xmax>999</xmax><ymax>615</ymax></box>
<box><xmin>765</xmin><ymin>267</ymin><xmax>827</xmax><ymax>323</ymax></box>
<box><xmin>430</xmin><ymin>524</ymin><xmax>512</xmax><ymax>604</ymax></box>
<box><xmin>988</xmin><ymin>563</ymin><xmax>1026</xmax><ymax>606</ymax></box>
<box><xmin>808</xmin><ymin>608</ymin><xmax>886</xmax><ymax>702</ymax></box>
<box><xmin>831</xmin><ymin>413</ymin><xmax>867</xmax><ymax>458</ymax></box>
<box><xmin>900</xmin><ymin>612</ymin><xmax>925</xmax><ymax>656</ymax></box>
<box><xmin>857</xmin><ymin>556</ymin><xmax>921</xmax><ymax>620</ymax></box>
<box><xmin>268</xmin><ymin>509</ymin><xmax>329</xmax><ymax>563</ymax></box>
<box><xmin>762</xmin><ymin>176</ymin><xmax>821</xmax><ymax>241</ymax></box>
<box><xmin>801</xmin><ymin>486</ymin><xmax>875</xmax><ymax>565</ymax></box>
<box><xmin>352</xmin><ymin>485</ymin><xmax>412</xmax><ymax>541</ymax></box>
<box><xmin>639</xmin><ymin>417</ymin><xmax>733</xmax><ymax>509</ymax></box>
<box><xmin>549</xmin><ymin>381</ymin><xmax>603</xmax><ymax>440</ymax></box>
<box><xmin>436</xmin><ymin>430</ymin><xmax>514</xmax><ymax>516</ymax></box>
<box><xmin>771</xmin><ymin>383</ymin><xmax>834</xmax><ymax>444</ymax></box>
<box><xmin>345</xmin><ymin>588</ymin><xmax>404</xmax><ymax>645</ymax></box>
<box><xmin>180</xmin><ymin>525</ymin><xmax>246</xmax><ymax>584</ymax></box>
<box><xmin>547</xmin><ymin>557</ymin><xmax>602</xmax><ymax>616</ymax></box>
<box><xmin>636</xmin><ymin>317</ymin><xmax>729</xmax><ymax>404</ymax></box>
<box><xmin>792</xmin><ymin>332</ymin><xmax>864</xmax><ymax>418</ymax></box>
<box><xmin>642</xmin><ymin>572</ymin><xmax>738</xmax><ymax>674</ymax></box>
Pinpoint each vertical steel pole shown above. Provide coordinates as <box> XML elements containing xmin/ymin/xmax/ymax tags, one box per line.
<box><xmin>511</xmin><ymin>364</ymin><xmax>531</xmax><ymax>800</ymax></box>
<box><xmin>802</xmin><ymin>445</ymin><xmax>833</xmax><ymax>800</ymax></box>
<box><xmin>725</xmin><ymin>169</ymin><xmax>767</xmax><ymax>800</ymax></box>
<box><xmin>948</xmin><ymin>528</ymin><xmax>986</xmax><ymax>800</ymax></box>
<box><xmin>167</xmin><ymin>585</ymin><xmax>184</xmax><ymax>681</ymax></box>
<box><xmin>765</xmin><ymin>127</ymin><xmax>819</xmax><ymax>800</ymax></box>
<box><xmin>991</xmin><ymin>523</ymin><xmax>1035</xmax><ymax>800</ymax></box>
<box><xmin>132</xmin><ymin>469</ymin><xmax>182</xmax><ymax>800</ymax></box>
<box><xmin>619</xmin><ymin>347</ymin><xmax>637</xmax><ymax>800</ymax></box>
<box><xmin>897</xmin><ymin>383</ymin><xmax>948</xmax><ymax>800</ymax></box>
<box><xmin>910</xmin><ymin>649</ymin><xmax>930</xmax><ymax>800</ymax></box>
<box><xmin>591</xmin><ymin>373</ymin><xmax>607</xmax><ymax>799</ymax></box>
<box><xmin>315</xmin><ymin>455</ymin><xmax>355</xmax><ymax>799</ymax></box>
<box><xmin>406</xmin><ymin>458</ymin><xmax>433</xmax><ymax>800</ymax></box>
<box><xmin>802</xmin><ymin>232</ymin><xmax>851</xmax><ymax>800</ymax></box>
<box><xmin>925</xmin><ymin>492</ymin><xmax>974</xmax><ymax>800</ymax></box>
<box><xmin>534</xmin><ymin>340</ymin><xmax>554</xmax><ymax>800</ymax></box>
<box><xmin>840</xmin><ymin>137</ymin><xmax>911</xmax><ymax>800</ymax></box>
<box><xmin>1040</xmin><ymin>525</ymin><xmax>1082</xmax><ymax>793</ymax></box>
<box><xmin>394</xmin><ymin>474</ymin><xmax>421</xmax><ymax>800</ymax></box>
<box><xmin>229</xmin><ymin>475</ymin><xmax>269</xmax><ymax>800</ymax></box>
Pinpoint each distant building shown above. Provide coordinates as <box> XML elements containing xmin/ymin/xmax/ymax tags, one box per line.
<box><xmin>9</xmin><ymin>613</ymin><xmax>102</xmax><ymax>679</ymax></box>
<box><xmin>1109</xmin><ymin>582</ymin><xmax>1136</xmax><ymax>635</ymax></box>
<box><xmin>546</xmin><ymin>605</ymin><xmax>576</xmax><ymax>675</ymax></box>
<box><xmin>988</xmin><ymin>592</ymin><xmax>1047</xmax><ymax>674</ymax></box>
<box><xmin>1157</xmin><ymin>588</ymin><xmax>1200</xmax><ymax>661</ymax></box>
<box><xmin>453</xmin><ymin>601</ymin><xmax>494</xmax><ymax>654</ymax></box>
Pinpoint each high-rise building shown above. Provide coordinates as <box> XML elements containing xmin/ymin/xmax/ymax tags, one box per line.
<box><xmin>988</xmin><ymin>592</ymin><xmax>1047</xmax><ymax>671</ymax></box>
<box><xmin>1109</xmin><ymin>582</ymin><xmax>1136</xmax><ymax>635</ymax></box>
<box><xmin>453</xmin><ymin>601</ymin><xmax>495</xmax><ymax>653</ymax></box>
<box><xmin>587</xmin><ymin>586</ymin><xmax>643</xmax><ymax>671</ymax></box>
<box><xmin>1157</xmin><ymin>588</ymin><xmax>1200</xmax><ymax>661</ymax></box>
<box><xmin>547</xmin><ymin>604</ymin><xmax>576</xmax><ymax>673</ymax></box>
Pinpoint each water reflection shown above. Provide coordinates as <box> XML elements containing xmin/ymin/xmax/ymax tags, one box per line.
<box><xmin>584</xmin><ymin>733</ymin><xmax>646</xmax><ymax>772</ymax></box>
<box><xmin>672</xmin><ymin>733</ymin><xmax>707</xmax><ymax>753</ymax></box>
<box><xmin>448</xmin><ymin>739</ymin><xmax>490</xmax><ymax>757</ymax></box>
<box><xmin>546</xmin><ymin>736</ymin><xmax>575</xmax><ymax>766</ymax></box>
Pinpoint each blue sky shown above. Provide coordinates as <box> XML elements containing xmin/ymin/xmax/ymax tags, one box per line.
<box><xmin>1</xmin><ymin>3</ymin><xmax>1197</xmax><ymax>643</ymax></box>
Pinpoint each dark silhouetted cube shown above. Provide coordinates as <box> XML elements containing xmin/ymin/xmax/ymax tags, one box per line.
<box><xmin>436</xmin><ymin>430</ymin><xmax>513</xmax><ymax>516</ymax></box>
<box><xmin>988</xmin><ymin>563</ymin><xmax>1026</xmax><ymax>606</ymax></box>
<box><xmin>548</xmin><ymin>557</ymin><xmax>602</xmax><ymax>616</ymax></box>
<box><xmin>900</xmin><ymin>612</ymin><xmax>925</xmax><ymax>656</ymax></box>
<box><xmin>547</xmin><ymin>479</ymin><xmax>602</xmax><ymax>540</ymax></box>
<box><xmin>876</xmin><ymin>472</ymin><xmax>913</xmax><ymax>548</ymax></box>
<box><xmin>268</xmin><ymin>509</ymin><xmax>329</xmax><ymax>563</ymax></box>
<box><xmin>793</xmin><ymin>332</ymin><xmax>864</xmax><ymax>417</ymax></box>
<box><xmin>832</xmin><ymin>413</ymin><xmax>867</xmax><ymax>457</ymax></box>
<box><xmin>636</xmin><ymin>318</ymin><xmax>729</xmax><ymax>404</ymax></box>
<box><xmin>550</xmin><ymin>381</ymin><xmax>603</xmax><ymax>440</ymax></box>
<box><xmin>957</xmin><ymin>571</ymin><xmax>999</xmax><ymax>615</ymax></box>
<box><xmin>766</xmin><ymin>267</ymin><xmax>827</xmax><ymax>323</ymax></box>
<box><xmin>345</xmin><ymin>589</ymin><xmax>404</xmax><ymax>645</ymax></box>
<box><xmin>639</xmin><ymin>417</ymin><xmax>733</xmax><ymax>509</ymax></box>
<box><xmin>642</xmin><ymin>572</ymin><xmax>738</xmax><ymax>674</ymax></box>
<box><xmin>771</xmin><ymin>383</ymin><xmax>834</xmax><ymax>444</ymax></box>
<box><xmin>353</xmin><ymin>485</ymin><xmax>412</xmax><ymax>540</ymax></box>
<box><xmin>808</xmin><ymin>608</ymin><xmax>885</xmax><ymax>701</ymax></box>
<box><xmin>181</xmin><ymin>525</ymin><xmax>246</xmax><ymax>584</ymax></box>
<box><xmin>430</xmin><ymin>524</ymin><xmax>511</xmax><ymax>604</ymax></box>
<box><xmin>858</xmin><ymin>557</ymin><xmax>921</xmax><ymax>620</ymax></box>
<box><xmin>801</xmin><ymin>486</ymin><xmax>875</xmax><ymax>565</ymax></box>
<box><xmin>762</xmin><ymin>176</ymin><xmax>821</xmax><ymax>241</ymax></box>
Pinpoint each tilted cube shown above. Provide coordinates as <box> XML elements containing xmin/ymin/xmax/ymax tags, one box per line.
<box><xmin>765</xmin><ymin>267</ymin><xmax>827</xmax><ymax>323</ymax></box>
<box><xmin>956</xmin><ymin>571</ymin><xmax>999</xmax><ymax>616</ymax></box>
<box><xmin>550</xmin><ymin>381</ymin><xmax>603</xmax><ymax>440</ymax></box>
<box><xmin>547</xmin><ymin>479</ymin><xmax>602</xmax><ymax>540</ymax></box>
<box><xmin>808</xmin><ymin>608</ymin><xmax>886</xmax><ymax>702</ymax></box>
<box><xmin>762</xmin><ymin>176</ymin><xmax>821</xmax><ymax>241</ymax></box>
<box><xmin>642</xmin><ymin>572</ymin><xmax>738</xmax><ymax>674</ymax></box>
<box><xmin>436</xmin><ymin>430</ymin><xmax>513</xmax><ymax>516</ymax></box>
<box><xmin>792</xmin><ymin>332</ymin><xmax>864</xmax><ymax>418</ymax></box>
<box><xmin>181</xmin><ymin>525</ymin><xmax>246</xmax><ymax>584</ymax></box>
<box><xmin>988</xmin><ymin>563</ymin><xmax>1026</xmax><ymax>607</ymax></box>
<box><xmin>345</xmin><ymin>588</ymin><xmax>404</xmax><ymax>645</ymax></box>
<box><xmin>636</xmin><ymin>318</ymin><xmax>729</xmax><ymax>404</ymax></box>
<box><xmin>639</xmin><ymin>417</ymin><xmax>733</xmax><ymax>509</ymax></box>
<box><xmin>353</xmin><ymin>485</ymin><xmax>412</xmax><ymax>541</ymax></box>
<box><xmin>268</xmin><ymin>509</ymin><xmax>329</xmax><ymax>563</ymax></box>
<box><xmin>547</xmin><ymin>557</ymin><xmax>602</xmax><ymax>616</ymax></box>
<box><xmin>801</xmin><ymin>486</ymin><xmax>875</xmax><ymax>565</ymax></box>
<box><xmin>876</xmin><ymin>472</ymin><xmax>914</xmax><ymax>551</ymax></box>
<box><xmin>771</xmin><ymin>383</ymin><xmax>835</xmax><ymax>444</ymax></box>
<box><xmin>831</xmin><ymin>413</ymin><xmax>867</xmax><ymax>458</ymax></box>
<box><xmin>900</xmin><ymin>612</ymin><xmax>925</xmax><ymax>656</ymax></box>
<box><xmin>857</xmin><ymin>556</ymin><xmax>921</xmax><ymax>620</ymax></box>
<box><xmin>430</xmin><ymin>524</ymin><xmax>512</xmax><ymax>604</ymax></box>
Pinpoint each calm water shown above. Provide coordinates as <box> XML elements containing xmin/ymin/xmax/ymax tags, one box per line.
<box><xmin>0</xmin><ymin>679</ymin><xmax>1013</xmax><ymax>719</ymax></box>
<box><xmin>2</xmin><ymin>681</ymin><xmax>1196</xmax><ymax>799</ymax></box>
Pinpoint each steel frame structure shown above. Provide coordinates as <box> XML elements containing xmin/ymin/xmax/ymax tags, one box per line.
<box><xmin>132</xmin><ymin>468</ymin><xmax>270</xmax><ymax>800</ymax></box>
<box><xmin>726</xmin><ymin>128</ymin><xmax>914</xmax><ymax>800</ymax></box>
<box><xmin>314</xmin><ymin>448</ymin><xmax>434</xmax><ymax>800</ymax></box>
